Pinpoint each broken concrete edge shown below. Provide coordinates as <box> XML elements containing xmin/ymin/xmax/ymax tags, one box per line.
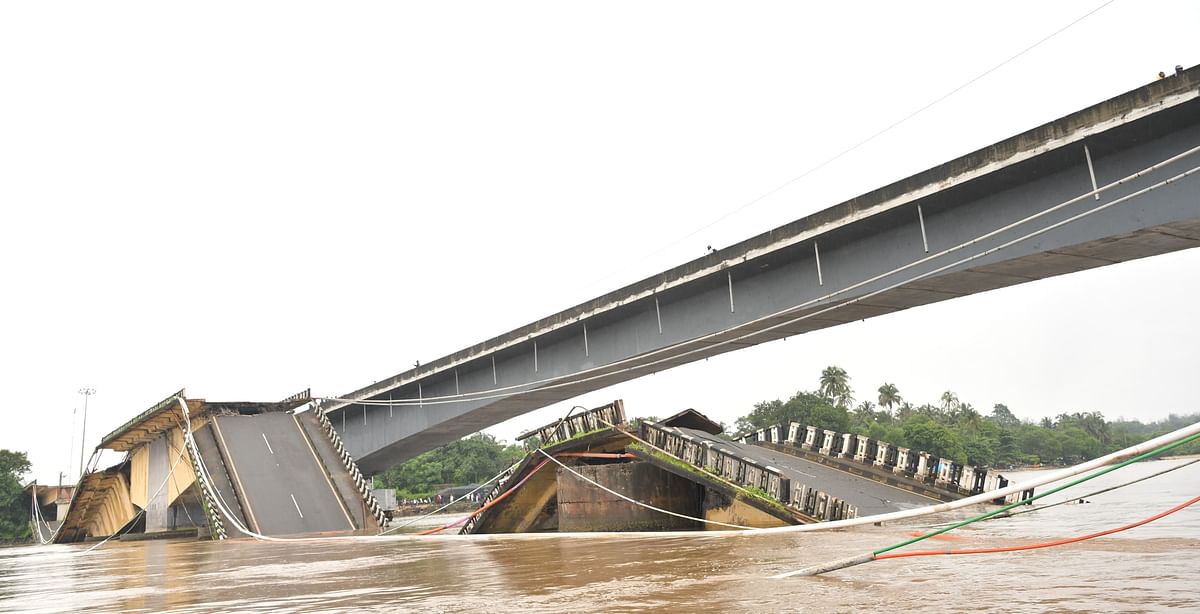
<box><xmin>626</xmin><ymin>446</ymin><xmax>806</xmax><ymax>525</ymax></box>
<box><xmin>459</xmin><ymin>427</ymin><xmax>633</xmax><ymax>535</ymax></box>
<box><xmin>516</xmin><ymin>400</ymin><xmax>625</xmax><ymax>444</ymax></box>
<box><xmin>99</xmin><ymin>388</ymin><xmax>315</xmax><ymax>453</ymax></box>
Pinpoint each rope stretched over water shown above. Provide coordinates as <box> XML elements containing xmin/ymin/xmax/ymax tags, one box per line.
<box><xmin>875</xmin><ymin>493</ymin><xmax>1200</xmax><ymax>561</ymax></box>
<box><xmin>415</xmin><ymin>458</ymin><xmax>553</xmax><ymax>536</ymax></box>
<box><xmin>597</xmin><ymin>417</ymin><xmax>763</xmax><ymax>501</ymax></box>
<box><xmin>415</xmin><ymin>452</ymin><xmax>706</xmax><ymax>535</ymax></box>
<box><xmin>382</xmin><ymin>405</ymin><xmax>592</xmax><ymax>535</ymax></box>
<box><xmin>537</xmin><ymin>448</ymin><xmax>755</xmax><ymax>530</ymax></box>
<box><xmin>773</xmin><ymin>431</ymin><xmax>1200</xmax><ymax>577</ymax></box>
<box><xmin>922</xmin><ymin>456</ymin><xmax>1200</xmax><ymax>528</ymax></box>
<box><xmin>317</xmin><ymin>148</ymin><xmax>1200</xmax><ymax>412</ymax></box>
<box><xmin>378</xmin><ymin>462</ymin><xmax>518</xmax><ymax>535</ymax></box>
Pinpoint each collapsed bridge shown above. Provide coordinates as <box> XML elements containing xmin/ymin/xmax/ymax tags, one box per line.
<box><xmin>55</xmin><ymin>390</ymin><xmax>384</xmax><ymax>543</ymax></box>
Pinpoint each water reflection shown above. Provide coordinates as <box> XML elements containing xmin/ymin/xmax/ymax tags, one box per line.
<box><xmin>1</xmin><ymin>458</ymin><xmax>1196</xmax><ymax>613</ymax></box>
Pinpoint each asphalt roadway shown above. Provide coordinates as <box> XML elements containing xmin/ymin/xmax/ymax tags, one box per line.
<box><xmin>212</xmin><ymin>413</ymin><xmax>356</xmax><ymax>536</ymax></box>
<box><xmin>676</xmin><ymin>428</ymin><xmax>938</xmax><ymax>517</ymax></box>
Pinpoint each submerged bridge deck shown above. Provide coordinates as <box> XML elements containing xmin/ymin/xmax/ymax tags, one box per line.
<box><xmin>55</xmin><ymin>392</ymin><xmax>384</xmax><ymax>543</ymax></box>
<box><xmin>197</xmin><ymin>412</ymin><xmax>372</xmax><ymax>537</ymax></box>
<box><xmin>671</xmin><ymin>427</ymin><xmax>936</xmax><ymax>517</ymax></box>
<box><xmin>324</xmin><ymin>66</ymin><xmax>1200</xmax><ymax>475</ymax></box>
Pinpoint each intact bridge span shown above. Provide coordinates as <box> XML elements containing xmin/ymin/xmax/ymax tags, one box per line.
<box><xmin>322</xmin><ymin>67</ymin><xmax>1200</xmax><ymax>475</ymax></box>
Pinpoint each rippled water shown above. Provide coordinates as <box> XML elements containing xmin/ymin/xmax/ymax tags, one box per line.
<box><xmin>2</xmin><ymin>458</ymin><xmax>1197</xmax><ymax>613</ymax></box>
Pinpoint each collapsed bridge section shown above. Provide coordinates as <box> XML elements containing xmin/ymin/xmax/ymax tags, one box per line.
<box><xmin>457</xmin><ymin>402</ymin><xmax>924</xmax><ymax>535</ymax></box>
<box><xmin>55</xmin><ymin>390</ymin><xmax>384</xmax><ymax>543</ymax></box>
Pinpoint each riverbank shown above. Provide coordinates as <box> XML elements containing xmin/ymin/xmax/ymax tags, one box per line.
<box><xmin>389</xmin><ymin>499</ymin><xmax>478</xmax><ymax>518</ymax></box>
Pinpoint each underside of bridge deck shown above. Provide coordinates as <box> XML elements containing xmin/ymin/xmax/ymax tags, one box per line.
<box><xmin>324</xmin><ymin>66</ymin><xmax>1200</xmax><ymax>476</ymax></box>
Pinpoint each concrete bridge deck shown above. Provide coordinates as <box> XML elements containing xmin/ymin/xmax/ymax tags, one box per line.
<box><xmin>55</xmin><ymin>392</ymin><xmax>383</xmax><ymax>543</ymax></box>
<box><xmin>203</xmin><ymin>413</ymin><xmax>360</xmax><ymax>536</ymax></box>
<box><xmin>672</xmin><ymin>427</ymin><xmax>937</xmax><ymax>517</ymax></box>
<box><xmin>324</xmin><ymin>66</ymin><xmax>1200</xmax><ymax>475</ymax></box>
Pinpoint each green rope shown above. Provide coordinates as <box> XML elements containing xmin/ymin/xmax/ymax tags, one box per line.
<box><xmin>873</xmin><ymin>430</ymin><xmax>1200</xmax><ymax>556</ymax></box>
<box><xmin>917</xmin><ymin>456</ymin><xmax>1200</xmax><ymax>529</ymax></box>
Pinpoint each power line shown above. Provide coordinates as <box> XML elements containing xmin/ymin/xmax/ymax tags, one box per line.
<box><xmin>320</xmin><ymin>142</ymin><xmax>1198</xmax><ymax>410</ymax></box>
<box><xmin>571</xmin><ymin>0</ymin><xmax>1119</xmax><ymax>296</ymax></box>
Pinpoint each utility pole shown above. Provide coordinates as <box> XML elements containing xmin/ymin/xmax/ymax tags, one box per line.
<box><xmin>77</xmin><ymin>388</ymin><xmax>96</xmax><ymax>478</ymax></box>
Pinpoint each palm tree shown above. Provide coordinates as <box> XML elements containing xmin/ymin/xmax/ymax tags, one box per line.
<box><xmin>853</xmin><ymin>401</ymin><xmax>877</xmax><ymax>427</ymax></box>
<box><xmin>1078</xmin><ymin>411</ymin><xmax>1111</xmax><ymax>444</ymax></box>
<box><xmin>819</xmin><ymin>366</ymin><xmax>853</xmax><ymax>408</ymax></box>
<box><xmin>955</xmin><ymin>402</ymin><xmax>982</xmax><ymax>432</ymax></box>
<box><xmin>940</xmin><ymin>390</ymin><xmax>960</xmax><ymax>413</ymax></box>
<box><xmin>877</xmin><ymin>383</ymin><xmax>902</xmax><ymax>410</ymax></box>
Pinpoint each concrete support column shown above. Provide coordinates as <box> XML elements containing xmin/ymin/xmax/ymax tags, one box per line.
<box><xmin>144</xmin><ymin>434</ymin><xmax>170</xmax><ymax>532</ymax></box>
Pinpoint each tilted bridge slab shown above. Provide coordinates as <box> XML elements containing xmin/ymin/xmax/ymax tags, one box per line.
<box><xmin>325</xmin><ymin>67</ymin><xmax>1200</xmax><ymax>475</ymax></box>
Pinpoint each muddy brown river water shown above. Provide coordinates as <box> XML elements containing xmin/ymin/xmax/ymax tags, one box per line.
<box><xmin>2</xmin><ymin>458</ymin><xmax>1197</xmax><ymax>613</ymax></box>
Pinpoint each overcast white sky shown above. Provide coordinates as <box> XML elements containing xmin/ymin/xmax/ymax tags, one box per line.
<box><xmin>3</xmin><ymin>1</ymin><xmax>1198</xmax><ymax>485</ymax></box>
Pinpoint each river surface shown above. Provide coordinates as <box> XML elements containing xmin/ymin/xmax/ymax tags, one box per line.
<box><xmin>2</xmin><ymin>458</ymin><xmax>1197</xmax><ymax>613</ymax></box>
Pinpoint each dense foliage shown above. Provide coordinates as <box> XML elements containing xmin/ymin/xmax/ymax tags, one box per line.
<box><xmin>373</xmin><ymin>433</ymin><xmax>525</xmax><ymax>498</ymax></box>
<box><xmin>735</xmin><ymin>367</ymin><xmax>1200</xmax><ymax>467</ymax></box>
<box><xmin>372</xmin><ymin>366</ymin><xmax>1197</xmax><ymax>495</ymax></box>
<box><xmin>0</xmin><ymin>450</ymin><xmax>32</xmax><ymax>540</ymax></box>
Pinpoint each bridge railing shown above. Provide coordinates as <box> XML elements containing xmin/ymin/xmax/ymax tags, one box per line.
<box><xmin>641</xmin><ymin>422</ymin><xmax>856</xmax><ymax>522</ymax></box>
<box><xmin>516</xmin><ymin>400</ymin><xmax>626</xmax><ymax>447</ymax></box>
<box><xmin>457</xmin><ymin>460</ymin><xmax>521</xmax><ymax>535</ymax></box>
<box><xmin>739</xmin><ymin>422</ymin><xmax>1028</xmax><ymax>504</ymax></box>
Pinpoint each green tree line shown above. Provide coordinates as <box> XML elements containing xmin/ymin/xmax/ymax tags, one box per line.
<box><xmin>1</xmin><ymin>450</ymin><xmax>32</xmax><ymax>541</ymax></box>
<box><xmin>735</xmin><ymin>366</ymin><xmax>1200</xmax><ymax>467</ymax></box>
<box><xmin>372</xmin><ymin>433</ymin><xmax>525</xmax><ymax>498</ymax></box>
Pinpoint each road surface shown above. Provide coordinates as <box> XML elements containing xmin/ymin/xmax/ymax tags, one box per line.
<box><xmin>212</xmin><ymin>413</ymin><xmax>356</xmax><ymax>536</ymax></box>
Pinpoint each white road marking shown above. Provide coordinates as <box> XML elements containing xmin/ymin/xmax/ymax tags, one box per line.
<box><xmin>290</xmin><ymin>493</ymin><xmax>304</xmax><ymax>518</ymax></box>
<box><xmin>262</xmin><ymin>433</ymin><xmax>274</xmax><ymax>454</ymax></box>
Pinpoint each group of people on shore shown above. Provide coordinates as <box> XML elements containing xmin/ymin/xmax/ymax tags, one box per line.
<box><xmin>398</xmin><ymin>492</ymin><xmax>484</xmax><ymax>507</ymax></box>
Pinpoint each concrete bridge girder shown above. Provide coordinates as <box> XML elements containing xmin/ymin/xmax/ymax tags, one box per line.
<box><xmin>327</xmin><ymin>74</ymin><xmax>1200</xmax><ymax>476</ymax></box>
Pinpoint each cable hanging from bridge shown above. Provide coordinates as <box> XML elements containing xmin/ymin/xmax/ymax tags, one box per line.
<box><xmin>386</xmin><ymin>420</ymin><xmax>1200</xmax><ymax>541</ymax></box>
<box><xmin>317</xmin><ymin>144</ymin><xmax>1200</xmax><ymax>411</ymax></box>
<box><xmin>378</xmin><ymin>405</ymin><xmax>590</xmax><ymax>535</ymax></box>
<box><xmin>920</xmin><ymin>456</ymin><xmax>1200</xmax><ymax>528</ymax></box>
<box><xmin>378</xmin><ymin>461</ymin><xmax>517</xmax><ymax>535</ymax></box>
<box><xmin>174</xmin><ymin>396</ymin><xmax>321</xmax><ymax>543</ymax></box>
<box><xmin>537</xmin><ymin>448</ymin><xmax>755</xmax><ymax>530</ymax></box>
<box><xmin>28</xmin><ymin>485</ymin><xmax>58</xmax><ymax>545</ymax></box>
<box><xmin>568</xmin><ymin>0</ymin><xmax>1119</xmax><ymax>298</ymax></box>
<box><xmin>80</xmin><ymin>436</ymin><xmax>192</xmax><ymax>554</ymax></box>
<box><xmin>142</xmin><ymin>398</ymin><xmax>1200</xmax><ymax>545</ymax></box>
<box><xmin>771</xmin><ymin>429</ymin><xmax>1200</xmax><ymax>577</ymax></box>
<box><xmin>872</xmin><ymin>493</ymin><xmax>1200</xmax><ymax>563</ymax></box>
